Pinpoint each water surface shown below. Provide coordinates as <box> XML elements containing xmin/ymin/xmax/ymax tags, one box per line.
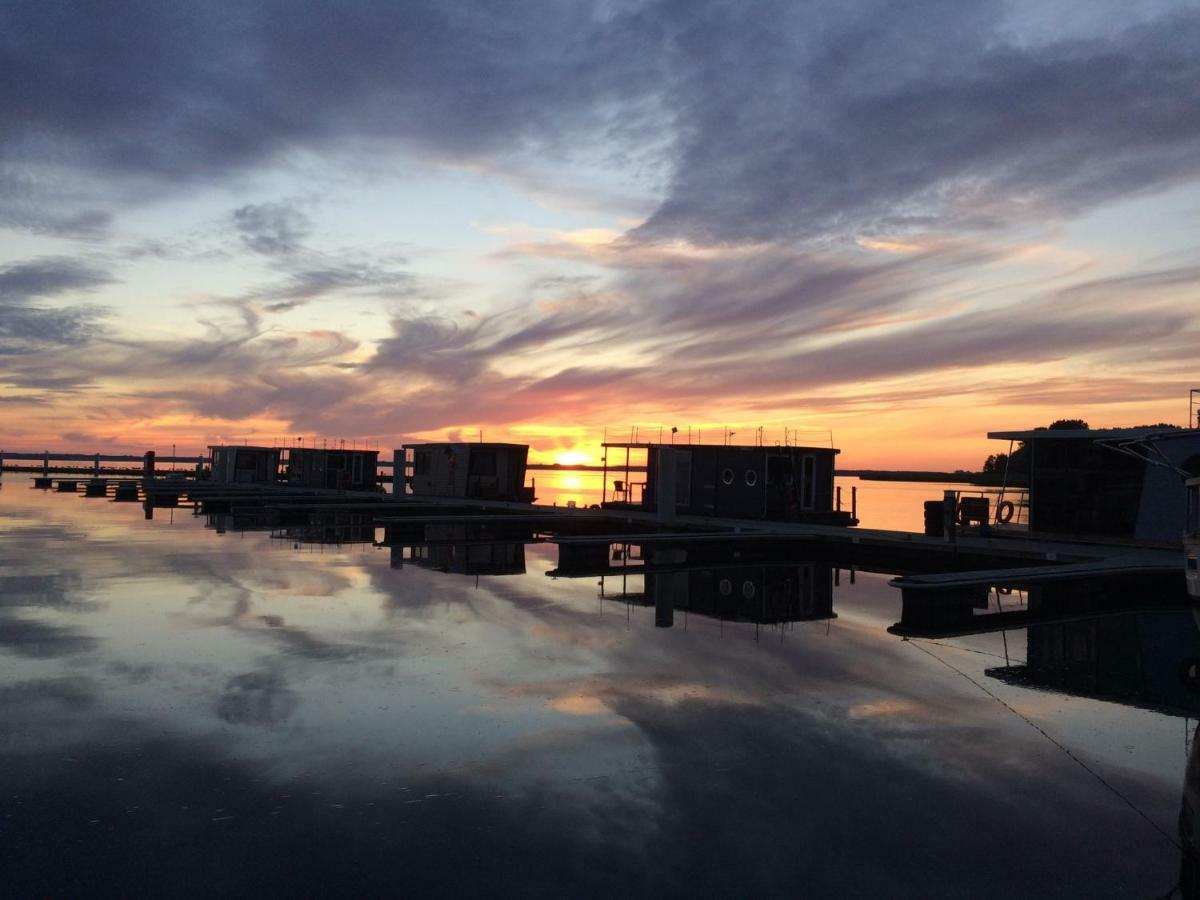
<box><xmin>0</xmin><ymin>476</ymin><xmax>1192</xmax><ymax>896</ymax></box>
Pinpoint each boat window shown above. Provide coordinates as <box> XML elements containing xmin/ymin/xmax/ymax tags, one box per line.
<box><xmin>721</xmin><ymin>468</ymin><xmax>734</xmax><ymax>486</ymax></box>
<box><xmin>469</xmin><ymin>451</ymin><xmax>497</xmax><ymax>476</ymax></box>
<box><xmin>414</xmin><ymin>451</ymin><xmax>431</xmax><ymax>476</ymax></box>
<box><xmin>745</xmin><ymin>469</ymin><xmax>757</xmax><ymax>487</ymax></box>
<box><xmin>801</xmin><ymin>455</ymin><xmax>815</xmax><ymax>509</ymax></box>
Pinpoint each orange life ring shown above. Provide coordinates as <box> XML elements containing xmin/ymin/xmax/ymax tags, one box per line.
<box><xmin>997</xmin><ymin>500</ymin><xmax>1015</xmax><ymax>524</ymax></box>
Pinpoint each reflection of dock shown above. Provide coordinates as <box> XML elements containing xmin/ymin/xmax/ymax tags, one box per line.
<box><xmin>21</xmin><ymin>441</ymin><xmax>1187</xmax><ymax>594</ymax></box>
<box><xmin>888</xmin><ymin>570</ymin><xmax>1187</xmax><ymax>639</ymax></box>
<box><xmin>891</xmin><ymin>571</ymin><xmax>1200</xmax><ymax>718</ymax></box>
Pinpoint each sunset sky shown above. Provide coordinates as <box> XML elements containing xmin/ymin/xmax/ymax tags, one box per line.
<box><xmin>2</xmin><ymin>0</ymin><xmax>1198</xmax><ymax>468</ymax></box>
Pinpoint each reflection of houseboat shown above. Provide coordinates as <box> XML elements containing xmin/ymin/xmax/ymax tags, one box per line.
<box><xmin>393</xmin><ymin>541</ymin><xmax>527</xmax><ymax>576</ymax></box>
<box><xmin>1188</xmin><ymin>476</ymin><xmax>1200</xmax><ymax>598</ymax></box>
<box><xmin>641</xmin><ymin>558</ymin><xmax>836</xmax><ymax>628</ymax></box>
<box><xmin>400</xmin><ymin>443</ymin><xmax>533</xmax><ymax>502</ymax></box>
<box><xmin>890</xmin><ymin>571</ymin><xmax>1200</xmax><ymax>716</ymax></box>
<box><xmin>549</xmin><ymin>540</ymin><xmax>836</xmax><ymax>629</ymax></box>
<box><xmin>382</xmin><ymin>523</ymin><xmax>531</xmax><ymax>575</ymax></box>
<box><xmin>986</xmin><ymin>606</ymin><xmax>1200</xmax><ymax>718</ymax></box>
<box><xmin>602</xmin><ymin>441</ymin><xmax>855</xmax><ymax>525</ymax></box>
<box><xmin>987</xmin><ymin>427</ymin><xmax>1200</xmax><ymax>541</ymax></box>
<box><xmin>205</xmin><ymin>508</ymin><xmax>378</xmax><ymax>544</ymax></box>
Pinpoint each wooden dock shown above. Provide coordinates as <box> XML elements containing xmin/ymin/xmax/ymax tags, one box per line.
<box><xmin>17</xmin><ymin>466</ymin><xmax>1186</xmax><ymax>597</ymax></box>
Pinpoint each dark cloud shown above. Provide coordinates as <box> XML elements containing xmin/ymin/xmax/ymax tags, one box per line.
<box><xmin>0</xmin><ymin>304</ymin><xmax>108</xmax><ymax>354</ymax></box>
<box><xmin>0</xmin><ymin>257</ymin><xmax>112</xmax><ymax>354</ymax></box>
<box><xmin>216</xmin><ymin>669</ymin><xmax>299</xmax><ymax>726</ymax></box>
<box><xmin>0</xmin><ymin>613</ymin><xmax>98</xmax><ymax>658</ymax></box>
<box><xmin>635</xmin><ymin>1</ymin><xmax>1200</xmax><ymax>243</ymax></box>
<box><xmin>3</xmin><ymin>1</ymin><xmax>1198</xmax><ymax>244</ymax></box>
<box><xmin>233</xmin><ymin>201</ymin><xmax>312</xmax><ymax>256</ymax></box>
<box><xmin>0</xmin><ymin>572</ymin><xmax>95</xmax><ymax>611</ymax></box>
<box><xmin>0</xmin><ymin>257</ymin><xmax>112</xmax><ymax>304</ymax></box>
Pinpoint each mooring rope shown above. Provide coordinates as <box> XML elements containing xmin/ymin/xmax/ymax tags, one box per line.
<box><xmin>907</xmin><ymin>638</ymin><xmax>1181</xmax><ymax>852</ymax></box>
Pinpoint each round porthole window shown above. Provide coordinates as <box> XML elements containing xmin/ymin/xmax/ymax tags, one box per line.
<box><xmin>742</xmin><ymin>580</ymin><xmax>756</xmax><ymax>599</ymax></box>
<box><xmin>719</xmin><ymin>578</ymin><xmax>733</xmax><ymax>596</ymax></box>
<box><xmin>745</xmin><ymin>469</ymin><xmax>758</xmax><ymax>486</ymax></box>
<box><xmin>721</xmin><ymin>468</ymin><xmax>734</xmax><ymax>485</ymax></box>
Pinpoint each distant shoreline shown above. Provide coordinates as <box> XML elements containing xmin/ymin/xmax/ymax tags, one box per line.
<box><xmin>837</xmin><ymin>469</ymin><xmax>1024</xmax><ymax>486</ymax></box>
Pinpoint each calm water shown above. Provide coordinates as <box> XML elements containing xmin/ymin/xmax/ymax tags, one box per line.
<box><xmin>533</xmin><ymin>472</ymin><xmax>977</xmax><ymax>532</ymax></box>
<box><xmin>1</xmin><ymin>475</ymin><xmax>1194</xmax><ymax>897</ymax></box>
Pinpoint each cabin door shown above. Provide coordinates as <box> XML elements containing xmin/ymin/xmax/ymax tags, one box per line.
<box><xmin>800</xmin><ymin>454</ymin><xmax>816</xmax><ymax>510</ymax></box>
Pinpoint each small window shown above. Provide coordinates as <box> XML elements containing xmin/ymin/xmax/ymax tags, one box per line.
<box><xmin>721</xmin><ymin>468</ymin><xmax>734</xmax><ymax>485</ymax></box>
<box><xmin>718</xmin><ymin>578</ymin><xmax>733</xmax><ymax>596</ymax></box>
<box><xmin>742</xmin><ymin>580</ymin><xmax>756</xmax><ymax>599</ymax></box>
<box><xmin>414</xmin><ymin>451</ymin><xmax>431</xmax><ymax>476</ymax></box>
<box><xmin>744</xmin><ymin>469</ymin><xmax>757</xmax><ymax>486</ymax></box>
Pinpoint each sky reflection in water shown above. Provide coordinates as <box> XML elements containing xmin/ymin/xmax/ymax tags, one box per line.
<box><xmin>0</xmin><ymin>477</ymin><xmax>1194</xmax><ymax>897</ymax></box>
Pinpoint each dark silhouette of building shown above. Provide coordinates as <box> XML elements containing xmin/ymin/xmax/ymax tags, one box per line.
<box><xmin>604</xmin><ymin>441</ymin><xmax>853</xmax><ymax>525</ymax></box>
<box><xmin>208</xmin><ymin>445</ymin><xmax>280</xmax><ymax>484</ymax></box>
<box><xmin>286</xmin><ymin>447</ymin><xmax>379</xmax><ymax>491</ymax></box>
<box><xmin>988</xmin><ymin>427</ymin><xmax>1200</xmax><ymax>540</ymax></box>
<box><xmin>400</xmin><ymin>443</ymin><xmax>532</xmax><ymax>501</ymax></box>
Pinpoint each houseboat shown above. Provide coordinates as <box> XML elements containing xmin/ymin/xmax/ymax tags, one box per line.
<box><xmin>602</xmin><ymin>441</ymin><xmax>855</xmax><ymax>525</ymax></box>
<box><xmin>399</xmin><ymin>442</ymin><xmax>533</xmax><ymax>502</ymax></box>
<box><xmin>285</xmin><ymin>446</ymin><xmax>379</xmax><ymax>491</ymax></box>
<box><xmin>208</xmin><ymin>445</ymin><xmax>280</xmax><ymax>484</ymax></box>
<box><xmin>987</xmin><ymin>426</ymin><xmax>1200</xmax><ymax>542</ymax></box>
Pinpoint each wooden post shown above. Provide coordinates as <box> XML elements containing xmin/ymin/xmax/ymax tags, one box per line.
<box><xmin>94</xmin><ymin>453</ymin><xmax>100</xmax><ymax>476</ymax></box>
<box><xmin>43</xmin><ymin>451</ymin><xmax>49</xmax><ymax>476</ymax></box>
<box><xmin>943</xmin><ymin>489</ymin><xmax>957</xmax><ymax>543</ymax></box>
<box><xmin>851</xmin><ymin>485</ymin><xmax>857</xmax><ymax>521</ymax></box>
<box><xmin>143</xmin><ymin>450</ymin><xmax>156</xmax><ymax>481</ymax></box>
<box><xmin>836</xmin><ymin>485</ymin><xmax>842</xmax><ymax>511</ymax></box>
<box><xmin>601</xmin><ymin>447</ymin><xmax>608</xmax><ymax>506</ymax></box>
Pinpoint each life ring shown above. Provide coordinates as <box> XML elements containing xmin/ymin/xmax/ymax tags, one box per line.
<box><xmin>996</xmin><ymin>500</ymin><xmax>1015</xmax><ymax>524</ymax></box>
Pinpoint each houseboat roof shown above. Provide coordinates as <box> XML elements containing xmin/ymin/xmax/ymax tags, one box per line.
<box><xmin>402</xmin><ymin>442</ymin><xmax>528</xmax><ymax>450</ymax></box>
<box><xmin>290</xmin><ymin>446</ymin><xmax>379</xmax><ymax>457</ymax></box>
<box><xmin>987</xmin><ymin>427</ymin><xmax>1200</xmax><ymax>442</ymax></box>
<box><xmin>602</xmin><ymin>441</ymin><xmax>838</xmax><ymax>453</ymax></box>
<box><xmin>207</xmin><ymin>444</ymin><xmax>278</xmax><ymax>452</ymax></box>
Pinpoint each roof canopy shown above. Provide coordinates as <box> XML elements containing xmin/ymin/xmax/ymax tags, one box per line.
<box><xmin>402</xmin><ymin>442</ymin><xmax>528</xmax><ymax>450</ymax></box>
<box><xmin>987</xmin><ymin>428</ymin><xmax>1198</xmax><ymax>442</ymax></box>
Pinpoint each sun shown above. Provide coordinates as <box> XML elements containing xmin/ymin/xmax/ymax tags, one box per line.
<box><xmin>561</xmin><ymin>475</ymin><xmax>583</xmax><ymax>489</ymax></box>
<box><xmin>555</xmin><ymin>450</ymin><xmax>592</xmax><ymax>467</ymax></box>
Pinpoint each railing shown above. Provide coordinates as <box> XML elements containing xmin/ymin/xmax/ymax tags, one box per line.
<box><xmin>946</xmin><ymin>486</ymin><xmax>1030</xmax><ymax>529</ymax></box>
